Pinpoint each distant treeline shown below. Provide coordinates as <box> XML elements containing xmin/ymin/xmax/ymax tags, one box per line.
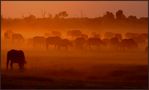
<box><xmin>1</xmin><ymin>10</ymin><xmax>148</xmax><ymax>32</ymax></box>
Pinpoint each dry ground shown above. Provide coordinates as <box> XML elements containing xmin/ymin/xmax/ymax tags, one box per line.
<box><xmin>1</xmin><ymin>50</ymin><xmax>148</xmax><ymax>89</ymax></box>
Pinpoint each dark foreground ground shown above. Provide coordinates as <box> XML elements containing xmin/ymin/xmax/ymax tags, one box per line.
<box><xmin>1</xmin><ymin>50</ymin><xmax>148</xmax><ymax>89</ymax></box>
<box><xmin>1</xmin><ymin>64</ymin><xmax>148</xmax><ymax>89</ymax></box>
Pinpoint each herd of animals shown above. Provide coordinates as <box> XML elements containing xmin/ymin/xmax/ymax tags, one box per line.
<box><xmin>3</xmin><ymin>30</ymin><xmax>148</xmax><ymax>71</ymax></box>
<box><xmin>3</xmin><ymin>31</ymin><xmax>148</xmax><ymax>51</ymax></box>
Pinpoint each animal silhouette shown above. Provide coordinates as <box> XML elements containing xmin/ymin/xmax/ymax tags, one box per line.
<box><xmin>109</xmin><ymin>37</ymin><xmax>120</xmax><ymax>48</ymax></box>
<box><xmin>7</xmin><ymin>49</ymin><xmax>26</xmax><ymax>70</ymax></box>
<box><xmin>120</xmin><ymin>39</ymin><xmax>138</xmax><ymax>50</ymax></box>
<box><xmin>74</xmin><ymin>37</ymin><xmax>86</xmax><ymax>49</ymax></box>
<box><xmin>57</xmin><ymin>39</ymin><xmax>73</xmax><ymax>50</ymax></box>
<box><xmin>46</xmin><ymin>36</ymin><xmax>61</xmax><ymax>49</ymax></box>
<box><xmin>87</xmin><ymin>37</ymin><xmax>103</xmax><ymax>49</ymax></box>
<box><xmin>32</xmin><ymin>36</ymin><xmax>46</xmax><ymax>48</ymax></box>
<box><xmin>12</xmin><ymin>33</ymin><xmax>24</xmax><ymax>43</ymax></box>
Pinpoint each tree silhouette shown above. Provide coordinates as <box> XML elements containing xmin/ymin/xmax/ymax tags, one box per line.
<box><xmin>103</xmin><ymin>11</ymin><xmax>115</xmax><ymax>23</ymax></box>
<box><xmin>1</xmin><ymin>10</ymin><xmax>148</xmax><ymax>36</ymax></box>
<box><xmin>116</xmin><ymin>10</ymin><xmax>126</xmax><ymax>20</ymax></box>
<box><xmin>67</xmin><ymin>30</ymin><xmax>82</xmax><ymax>39</ymax></box>
<box><xmin>55</xmin><ymin>11</ymin><xmax>68</xmax><ymax>19</ymax></box>
<box><xmin>128</xmin><ymin>15</ymin><xmax>138</xmax><ymax>23</ymax></box>
<box><xmin>22</xmin><ymin>14</ymin><xmax>36</xmax><ymax>25</ymax></box>
<box><xmin>24</xmin><ymin>14</ymin><xmax>36</xmax><ymax>21</ymax></box>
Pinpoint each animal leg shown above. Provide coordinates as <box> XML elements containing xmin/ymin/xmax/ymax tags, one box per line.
<box><xmin>6</xmin><ymin>59</ymin><xmax>9</xmax><ymax>70</ymax></box>
<box><xmin>19</xmin><ymin>63</ymin><xmax>24</xmax><ymax>70</ymax></box>
<box><xmin>10</xmin><ymin>62</ymin><xmax>13</xmax><ymax>70</ymax></box>
<box><xmin>46</xmin><ymin>43</ymin><xmax>49</xmax><ymax>50</ymax></box>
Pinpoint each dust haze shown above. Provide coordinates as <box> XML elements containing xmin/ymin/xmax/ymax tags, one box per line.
<box><xmin>1</xmin><ymin>10</ymin><xmax>148</xmax><ymax>89</ymax></box>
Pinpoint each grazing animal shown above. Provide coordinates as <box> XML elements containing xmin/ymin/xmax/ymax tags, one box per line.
<box><xmin>7</xmin><ymin>49</ymin><xmax>26</xmax><ymax>70</ymax></box>
<box><xmin>57</xmin><ymin>39</ymin><xmax>73</xmax><ymax>50</ymax></box>
<box><xmin>102</xmin><ymin>39</ymin><xmax>110</xmax><ymax>47</ymax></box>
<box><xmin>4</xmin><ymin>30</ymin><xmax>13</xmax><ymax>39</ymax></box>
<box><xmin>12</xmin><ymin>33</ymin><xmax>24</xmax><ymax>44</ymax></box>
<box><xmin>120</xmin><ymin>39</ymin><xmax>138</xmax><ymax>50</ymax></box>
<box><xmin>32</xmin><ymin>36</ymin><xmax>46</xmax><ymax>48</ymax></box>
<box><xmin>109</xmin><ymin>37</ymin><xmax>120</xmax><ymax>48</ymax></box>
<box><xmin>74</xmin><ymin>37</ymin><xmax>86</xmax><ymax>49</ymax></box>
<box><xmin>46</xmin><ymin>36</ymin><xmax>61</xmax><ymax>49</ymax></box>
<box><xmin>87</xmin><ymin>37</ymin><xmax>103</xmax><ymax>49</ymax></box>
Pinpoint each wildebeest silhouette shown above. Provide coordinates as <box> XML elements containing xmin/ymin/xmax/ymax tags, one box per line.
<box><xmin>7</xmin><ymin>49</ymin><xmax>26</xmax><ymax>70</ymax></box>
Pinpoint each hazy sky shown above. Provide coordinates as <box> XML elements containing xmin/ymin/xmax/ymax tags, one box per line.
<box><xmin>1</xmin><ymin>1</ymin><xmax>148</xmax><ymax>18</ymax></box>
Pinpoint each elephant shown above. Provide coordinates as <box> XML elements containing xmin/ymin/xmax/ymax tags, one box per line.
<box><xmin>7</xmin><ymin>49</ymin><xmax>26</xmax><ymax>70</ymax></box>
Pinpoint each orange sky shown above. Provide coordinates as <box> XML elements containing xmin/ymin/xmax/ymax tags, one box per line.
<box><xmin>1</xmin><ymin>1</ymin><xmax>148</xmax><ymax>18</ymax></box>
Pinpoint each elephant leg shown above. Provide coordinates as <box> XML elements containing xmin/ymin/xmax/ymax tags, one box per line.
<box><xmin>10</xmin><ymin>62</ymin><xmax>13</xmax><ymax>70</ymax></box>
<box><xmin>19</xmin><ymin>63</ymin><xmax>22</xmax><ymax>70</ymax></box>
<box><xmin>6</xmin><ymin>59</ymin><xmax>9</xmax><ymax>70</ymax></box>
<box><xmin>19</xmin><ymin>63</ymin><xmax>24</xmax><ymax>70</ymax></box>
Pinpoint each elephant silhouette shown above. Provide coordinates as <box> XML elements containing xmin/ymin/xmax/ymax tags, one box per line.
<box><xmin>7</xmin><ymin>49</ymin><xmax>26</xmax><ymax>70</ymax></box>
